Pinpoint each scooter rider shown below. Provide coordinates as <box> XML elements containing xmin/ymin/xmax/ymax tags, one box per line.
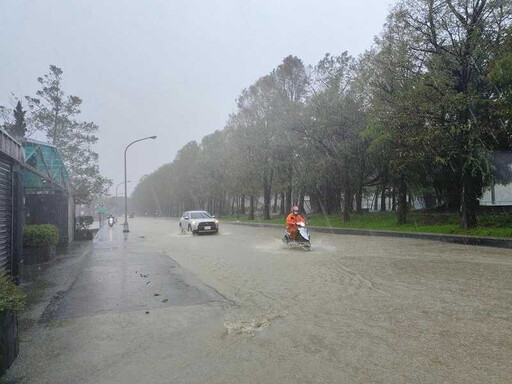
<box><xmin>286</xmin><ymin>205</ymin><xmax>306</xmax><ymax>241</ymax></box>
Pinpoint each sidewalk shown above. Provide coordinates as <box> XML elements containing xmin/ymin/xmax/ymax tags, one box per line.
<box><xmin>18</xmin><ymin>240</ymin><xmax>91</xmax><ymax>330</ymax></box>
<box><xmin>3</xmin><ymin>224</ymin><xmax>228</xmax><ymax>384</ymax></box>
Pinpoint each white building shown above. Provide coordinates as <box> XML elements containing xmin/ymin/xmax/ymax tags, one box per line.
<box><xmin>480</xmin><ymin>182</ymin><xmax>512</xmax><ymax>206</ymax></box>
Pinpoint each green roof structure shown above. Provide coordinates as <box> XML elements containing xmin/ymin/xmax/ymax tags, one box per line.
<box><xmin>21</xmin><ymin>139</ymin><xmax>71</xmax><ymax>193</ymax></box>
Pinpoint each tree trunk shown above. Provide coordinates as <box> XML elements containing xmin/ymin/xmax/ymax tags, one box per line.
<box><xmin>298</xmin><ymin>193</ymin><xmax>305</xmax><ymax>214</ymax></box>
<box><xmin>391</xmin><ymin>184</ymin><xmax>397</xmax><ymax>211</ymax></box>
<box><xmin>316</xmin><ymin>193</ymin><xmax>327</xmax><ymax>217</ymax></box>
<box><xmin>356</xmin><ymin>185</ymin><xmax>363</xmax><ymax>214</ymax></box>
<box><xmin>356</xmin><ymin>157</ymin><xmax>366</xmax><ymax>214</ymax></box>
<box><xmin>241</xmin><ymin>194</ymin><xmax>245</xmax><ymax>215</ymax></box>
<box><xmin>397</xmin><ymin>176</ymin><xmax>407</xmax><ymax>225</ymax></box>
<box><xmin>280</xmin><ymin>192</ymin><xmax>285</xmax><ymax>215</ymax></box>
<box><xmin>249</xmin><ymin>196</ymin><xmax>255</xmax><ymax>220</ymax></box>
<box><xmin>286</xmin><ymin>164</ymin><xmax>293</xmax><ymax>212</ymax></box>
<box><xmin>460</xmin><ymin>174</ymin><xmax>479</xmax><ymax>228</ymax></box>
<box><xmin>310</xmin><ymin>192</ymin><xmax>320</xmax><ymax>214</ymax></box>
<box><xmin>373</xmin><ymin>187</ymin><xmax>379</xmax><ymax>211</ymax></box>
<box><xmin>423</xmin><ymin>191</ymin><xmax>436</xmax><ymax>210</ymax></box>
<box><xmin>323</xmin><ymin>183</ymin><xmax>341</xmax><ymax>214</ymax></box>
<box><xmin>286</xmin><ymin>187</ymin><xmax>292</xmax><ymax>213</ymax></box>
<box><xmin>343</xmin><ymin>187</ymin><xmax>350</xmax><ymax>223</ymax></box>
<box><xmin>263</xmin><ymin>183</ymin><xmax>272</xmax><ymax>220</ymax></box>
<box><xmin>380</xmin><ymin>185</ymin><xmax>386</xmax><ymax>211</ymax></box>
<box><xmin>347</xmin><ymin>192</ymin><xmax>354</xmax><ymax>214</ymax></box>
<box><xmin>273</xmin><ymin>193</ymin><xmax>278</xmax><ymax>213</ymax></box>
<box><xmin>447</xmin><ymin>183</ymin><xmax>462</xmax><ymax>212</ymax></box>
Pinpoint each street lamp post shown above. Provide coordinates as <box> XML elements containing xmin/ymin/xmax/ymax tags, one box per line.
<box><xmin>123</xmin><ymin>136</ymin><xmax>157</xmax><ymax>233</ymax></box>
<box><xmin>115</xmin><ymin>180</ymin><xmax>131</xmax><ymax>217</ymax></box>
<box><xmin>116</xmin><ymin>180</ymin><xmax>131</xmax><ymax>197</ymax></box>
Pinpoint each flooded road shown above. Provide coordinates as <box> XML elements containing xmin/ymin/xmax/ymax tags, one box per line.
<box><xmin>138</xmin><ymin>218</ymin><xmax>512</xmax><ymax>383</ymax></box>
<box><xmin>6</xmin><ymin>217</ymin><xmax>512</xmax><ymax>384</ymax></box>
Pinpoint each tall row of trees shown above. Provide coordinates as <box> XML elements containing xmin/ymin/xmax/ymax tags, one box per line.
<box><xmin>1</xmin><ymin>65</ymin><xmax>111</xmax><ymax>204</ymax></box>
<box><xmin>133</xmin><ymin>0</ymin><xmax>512</xmax><ymax>228</ymax></box>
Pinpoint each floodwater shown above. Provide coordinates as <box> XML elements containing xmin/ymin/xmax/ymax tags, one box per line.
<box><xmin>139</xmin><ymin>218</ymin><xmax>512</xmax><ymax>383</ymax></box>
<box><xmin>5</xmin><ymin>217</ymin><xmax>512</xmax><ymax>384</ymax></box>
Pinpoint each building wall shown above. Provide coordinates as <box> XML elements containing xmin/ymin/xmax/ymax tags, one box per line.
<box><xmin>11</xmin><ymin>163</ymin><xmax>23</xmax><ymax>279</ymax></box>
<box><xmin>67</xmin><ymin>195</ymin><xmax>75</xmax><ymax>244</ymax></box>
<box><xmin>0</xmin><ymin>132</ymin><xmax>23</xmax><ymax>374</ymax></box>
<box><xmin>480</xmin><ymin>183</ymin><xmax>512</xmax><ymax>206</ymax></box>
<box><xmin>25</xmin><ymin>191</ymin><xmax>74</xmax><ymax>246</ymax></box>
<box><xmin>0</xmin><ymin>154</ymin><xmax>23</xmax><ymax>277</ymax></box>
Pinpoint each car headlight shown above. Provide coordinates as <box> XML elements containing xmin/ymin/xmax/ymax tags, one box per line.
<box><xmin>214</xmin><ymin>220</ymin><xmax>219</xmax><ymax>225</ymax></box>
<box><xmin>191</xmin><ymin>221</ymin><xmax>197</xmax><ymax>226</ymax></box>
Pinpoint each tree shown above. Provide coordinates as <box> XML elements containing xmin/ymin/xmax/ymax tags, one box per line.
<box><xmin>11</xmin><ymin>101</ymin><xmax>27</xmax><ymax>138</ymax></box>
<box><xmin>225</xmin><ymin>115</ymin><xmax>261</xmax><ymax>219</ymax></box>
<box><xmin>0</xmin><ymin>106</ymin><xmax>12</xmax><ymax>130</ymax></box>
<box><xmin>300</xmin><ymin>52</ymin><xmax>368</xmax><ymax>221</ymax></box>
<box><xmin>489</xmin><ymin>51</ymin><xmax>512</xmax><ymax>132</ymax></box>
<box><xmin>235</xmin><ymin>75</ymin><xmax>282</xmax><ymax>219</ymax></box>
<box><xmin>397</xmin><ymin>0</ymin><xmax>512</xmax><ymax>227</ymax></box>
<box><xmin>2</xmin><ymin>101</ymin><xmax>27</xmax><ymax>139</ymax></box>
<box><xmin>130</xmin><ymin>5</ymin><xmax>511</xmax><ymax>228</ymax></box>
<box><xmin>272</xmin><ymin>55</ymin><xmax>309</xmax><ymax>213</ymax></box>
<box><xmin>361</xmin><ymin>13</ymin><xmax>431</xmax><ymax>225</ymax></box>
<box><xmin>26</xmin><ymin>65</ymin><xmax>110</xmax><ymax>204</ymax></box>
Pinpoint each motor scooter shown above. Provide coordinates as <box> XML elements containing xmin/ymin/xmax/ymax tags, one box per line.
<box><xmin>282</xmin><ymin>221</ymin><xmax>311</xmax><ymax>251</ymax></box>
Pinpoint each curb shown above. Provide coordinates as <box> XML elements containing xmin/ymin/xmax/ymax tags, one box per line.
<box><xmin>224</xmin><ymin>221</ymin><xmax>512</xmax><ymax>249</ymax></box>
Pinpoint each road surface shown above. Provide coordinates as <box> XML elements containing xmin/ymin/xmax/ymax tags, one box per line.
<box><xmin>5</xmin><ymin>217</ymin><xmax>512</xmax><ymax>383</ymax></box>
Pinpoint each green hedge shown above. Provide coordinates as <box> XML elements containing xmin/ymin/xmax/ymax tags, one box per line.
<box><xmin>0</xmin><ymin>275</ymin><xmax>25</xmax><ymax>314</ymax></box>
<box><xmin>23</xmin><ymin>225</ymin><xmax>59</xmax><ymax>248</ymax></box>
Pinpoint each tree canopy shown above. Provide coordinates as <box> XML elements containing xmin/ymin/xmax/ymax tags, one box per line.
<box><xmin>132</xmin><ymin>1</ymin><xmax>512</xmax><ymax>228</ymax></box>
<box><xmin>26</xmin><ymin>65</ymin><xmax>111</xmax><ymax>204</ymax></box>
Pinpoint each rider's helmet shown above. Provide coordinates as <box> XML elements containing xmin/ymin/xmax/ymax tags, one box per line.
<box><xmin>291</xmin><ymin>205</ymin><xmax>299</xmax><ymax>214</ymax></box>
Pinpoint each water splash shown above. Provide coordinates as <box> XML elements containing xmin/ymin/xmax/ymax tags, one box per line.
<box><xmin>224</xmin><ymin>312</ymin><xmax>287</xmax><ymax>336</ymax></box>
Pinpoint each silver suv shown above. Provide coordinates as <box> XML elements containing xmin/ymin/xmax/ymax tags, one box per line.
<box><xmin>179</xmin><ymin>211</ymin><xmax>219</xmax><ymax>234</ymax></box>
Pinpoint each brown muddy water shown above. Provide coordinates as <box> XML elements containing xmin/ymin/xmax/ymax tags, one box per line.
<box><xmin>140</xmin><ymin>218</ymin><xmax>512</xmax><ymax>384</ymax></box>
<box><xmin>5</xmin><ymin>217</ymin><xmax>511</xmax><ymax>384</ymax></box>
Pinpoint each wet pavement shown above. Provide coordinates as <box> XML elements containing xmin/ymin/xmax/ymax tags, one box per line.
<box><xmin>4</xmin><ymin>217</ymin><xmax>512</xmax><ymax>383</ymax></box>
<box><xmin>55</xmin><ymin>227</ymin><xmax>223</xmax><ymax>319</ymax></box>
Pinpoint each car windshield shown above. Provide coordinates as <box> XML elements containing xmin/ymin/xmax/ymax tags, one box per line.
<box><xmin>190</xmin><ymin>212</ymin><xmax>212</xmax><ymax>219</ymax></box>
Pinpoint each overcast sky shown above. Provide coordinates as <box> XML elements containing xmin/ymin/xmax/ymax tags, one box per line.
<box><xmin>0</xmin><ymin>0</ymin><xmax>394</xmax><ymax>195</ymax></box>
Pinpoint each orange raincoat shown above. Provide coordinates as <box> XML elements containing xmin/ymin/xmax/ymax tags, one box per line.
<box><xmin>286</xmin><ymin>212</ymin><xmax>306</xmax><ymax>239</ymax></box>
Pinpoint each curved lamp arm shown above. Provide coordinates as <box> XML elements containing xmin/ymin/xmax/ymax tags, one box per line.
<box><xmin>123</xmin><ymin>135</ymin><xmax>157</xmax><ymax>232</ymax></box>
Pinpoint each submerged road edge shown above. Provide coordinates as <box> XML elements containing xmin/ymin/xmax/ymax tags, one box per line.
<box><xmin>225</xmin><ymin>221</ymin><xmax>512</xmax><ymax>249</ymax></box>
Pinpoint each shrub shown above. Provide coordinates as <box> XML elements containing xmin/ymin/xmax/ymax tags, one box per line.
<box><xmin>0</xmin><ymin>275</ymin><xmax>25</xmax><ymax>314</ymax></box>
<box><xmin>23</xmin><ymin>225</ymin><xmax>59</xmax><ymax>248</ymax></box>
<box><xmin>76</xmin><ymin>216</ymin><xmax>93</xmax><ymax>227</ymax></box>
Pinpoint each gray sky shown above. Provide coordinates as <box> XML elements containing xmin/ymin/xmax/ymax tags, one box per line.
<box><xmin>0</xmin><ymin>0</ymin><xmax>394</xmax><ymax>195</ymax></box>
